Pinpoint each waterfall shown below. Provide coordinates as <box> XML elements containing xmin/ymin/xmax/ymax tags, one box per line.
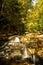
<box><xmin>32</xmin><ymin>54</ymin><xmax>35</xmax><ymax>65</ymax></box>
<box><xmin>23</xmin><ymin>46</ymin><xmax>28</xmax><ymax>59</ymax></box>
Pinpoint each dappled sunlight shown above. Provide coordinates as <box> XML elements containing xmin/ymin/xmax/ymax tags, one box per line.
<box><xmin>0</xmin><ymin>0</ymin><xmax>43</xmax><ymax>65</ymax></box>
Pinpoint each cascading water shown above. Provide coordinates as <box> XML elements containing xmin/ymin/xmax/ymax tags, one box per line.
<box><xmin>14</xmin><ymin>37</ymin><xmax>20</xmax><ymax>42</ymax></box>
<box><xmin>23</xmin><ymin>46</ymin><xmax>28</xmax><ymax>59</ymax></box>
<box><xmin>32</xmin><ymin>54</ymin><xmax>35</xmax><ymax>65</ymax></box>
<box><xmin>8</xmin><ymin>37</ymin><xmax>20</xmax><ymax>45</ymax></box>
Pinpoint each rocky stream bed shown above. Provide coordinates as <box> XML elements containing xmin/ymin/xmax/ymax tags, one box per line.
<box><xmin>0</xmin><ymin>33</ymin><xmax>43</xmax><ymax>65</ymax></box>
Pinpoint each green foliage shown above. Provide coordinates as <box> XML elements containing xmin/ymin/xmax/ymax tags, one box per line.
<box><xmin>2</xmin><ymin>0</ymin><xmax>27</xmax><ymax>34</ymax></box>
<box><xmin>25</xmin><ymin>0</ymin><xmax>43</xmax><ymax>33</ymax></box>
<box><xmin>2</xmin><ymin>0</ymin><xmax>26</xmax><ymax>23</ymax></box>
<box><xmin>37</xmin><ymin>0</ymin><xmax>43</xmax><ymax>31</ymax></box>
<box><xmin>25</xmin><ymin>5</ymin><xmax>40</xmax><ymax>32</ymax></box>
<box><xmin>1</xmin><ymin>0</ymin><xmax>43</xmax><ymax>34</ymax></box>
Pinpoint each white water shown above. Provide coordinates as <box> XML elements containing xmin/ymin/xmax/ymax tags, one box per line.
<box><xmin>33</xmin><ymin>55</ymin><xmax>35</xmax><ymax>65</ymax></box>
<box><xmin>8</xmin><ymin>37</ymin><xmax>20</xmax><ymax>45</ymax></box>
<box><xmin>14</xmin><ymin>37</ymin><xmax>20</xmax><ymax>42</ymax></box>
<box><xmin>23</xmin><ymin>46</ymin><xmax>28</xmax><ymax>59</ymax></box>
<box><xmin>39</xmin><ymin>35</ymin><xmax>43</xmax><ymax>37</ymax></box>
